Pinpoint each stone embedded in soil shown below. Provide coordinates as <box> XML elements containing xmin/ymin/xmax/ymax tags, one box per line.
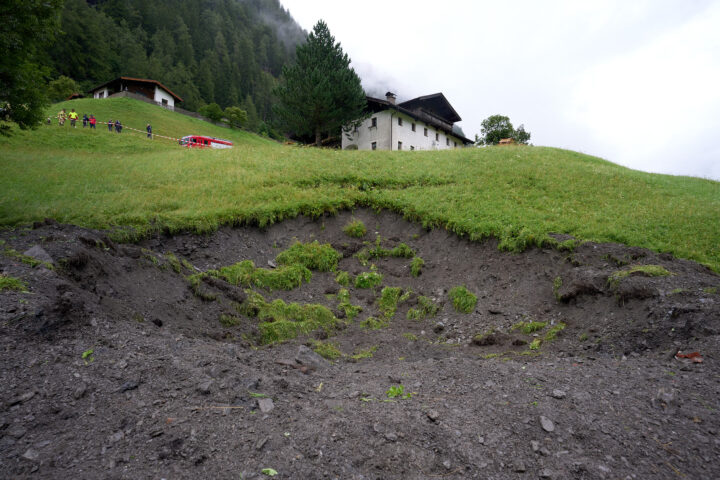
<box><xmin>23</xmin><ymin>245</ymin><xmax>54</xmax><ymax>265</ymax></box>
<box><xmin>540</xmin><ymin>416</ymin><xmax>555</xmax><ymax>433</ymax></box>
<box><xmin>427</xmin><ymin>409</ymin><xmax>440</xmax><ymax>422</ymax></box>
<box><xmin>22</xmin><ymin>448</ymin><xmax>40</xmax><ymax>461</ymax></box>
<box><xmin>514</xmin><ymin>461</ymin><xmax>527</xmax><ymax>473</ymax></box>
<box><xmin>295</xmin><ymin>345</ymin><xmax>328</xmax><ymax>371</ymax></box>
<box><xmin>257</xmin><ymin>397</ymin><xmax>274</xmax><ymax>413</ymax></box>
<box><xmin>551</xmin><ymin>389</ymin><xmax>567</xmax><ymax>399</ymax></box>
<box><xmin>197</xmin><ymin>380</ymin><xmax>213</xmax><ymax>395</ymax></box>
<box><xmin>73</xmin><ymin>383</ymin><xmax>87</xmax><ymax>400</ymax></box>
<box><xmin>108</xmin><ymin>431</ymin><xmax>124</xmax><ymax>444</ymax></box>
<box><xmin>117</xmin><ymin>381</ymin><xmax>138</xmax><ymax>393</ymax></box>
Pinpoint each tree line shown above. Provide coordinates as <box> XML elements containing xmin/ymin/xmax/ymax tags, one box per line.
<box><xmin>44</xmin><ymin>0</ymin><xmax>304</xmax><ymax>136</ymax></box>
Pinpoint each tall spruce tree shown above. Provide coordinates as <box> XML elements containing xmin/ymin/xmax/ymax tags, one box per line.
<box><xmin>273</xmin><ymin>20</ymin><xmax>366</xmax><ymax>146</ymax></box>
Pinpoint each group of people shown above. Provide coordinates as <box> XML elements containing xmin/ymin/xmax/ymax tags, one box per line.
<box><xmin>54</xmin><ymin>108</ymin><xmax>97</xmax><ymax>129</ymax></box>
<box><xmin>52</xmin><ymin>108</ymin><xmax>153</xmax><ymax>138</ymax></box>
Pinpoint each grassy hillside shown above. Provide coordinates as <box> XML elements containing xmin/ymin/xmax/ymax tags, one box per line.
<box><xmin>1</xmin><ymin>98</ymin><xmax>719</xmax><ymax>272</ymax></box>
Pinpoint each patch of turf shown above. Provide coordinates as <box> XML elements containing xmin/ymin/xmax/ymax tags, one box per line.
<box><xmin>511</xmin><ymin>321</ymin><xmax>547</xmax><ymax>334</ymax></box>
<box><xmin>608</xmin><ymin>264</ymin><xmax>671</xmax><ymax>288</ymax></box>
<box><xmin>360</xmin><ymin>316</ymin><xmax>388</xmax><ymax>330</ymax></box>
<box><xmin>354</xmin><ymin>271</ymin><xmax>383</xmax><ymax>289</ymax></box>
<box><xmin>410</xmin><ymin>256</ymin><xmax>424</xmax><ymax>277</ymax></box>
<box><xmin>448</xmin><ymin>285</ymin><xmax>477</xmax><ymax>313</ymax></box>
<box><xmin>335</xmin><ymin>270</ymin><xmax>350</xmax><ymax>286</ymax></box>
<box><xmin>343</xmin><ymin>219</ymin><xmax>367</xmax><ymax>238</ymax></box>
<box><xmin>355</xmin><ymin>236</ymin><xmax>416</xmax><ymax>265</ymax></box>
<box><xmin>350</xmin><ymin>345</ymin><xmax>377</xmax><ymax>361</ymax></box>
<box><xmin>406</xmin><ymin>295</ymin><xmax>440</xmax><ymax>320</ymax></box>
<box><xmin>312</xmin><ymin>341</ymin><xmax>343</xmax><ymax>360</ymax></box>
<box><xmin>0</xmin><ymin>274</ymin><xmax>28</xmax><ymax>292</ymax></box>
<box><xmin>275</xmin><ymin>241</ymin><xmax>341</xmax><ymax>272</ymax></box>
<box><xmin>337</xmin><ymin>288</ymin><xmax>362</xmax><ymax>320</ymax></box>
<box><xmin>543</xmin><ymin>322</ymin><xmax>566</xmax><ymax>341</ymax></box>
<box><xmin>219</xmin><ymin>313</ymin><xmax>241</xmax><ymax>327</ymax></box>
<box><xmin>213</xmin><ymin>260</ymin><xmax>311</xmax><ymax>290</ymax></box>
<box><xmin>249</xmin><ymin>296</ymin><xmax>340</xmax><ymax>344</ymax></box>
<box><xmin>378</xmin><ymin>287</ymin><xmax>405</xmax><ymax>319</ymax></box>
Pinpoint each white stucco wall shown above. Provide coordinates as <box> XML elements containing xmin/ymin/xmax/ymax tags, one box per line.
<box><xmin>342</xmin><ymin>109</ymin><xmax>465</xmax><ymax>151</ymax></box>
<box><xmin>93</xmin><ymin>88</ymin><xmax>109</xmax><ymax>99</ymax></box>
<box><xmin>154</xmin><ymin>87</ymin><xmax>175</xmax><ymax>110</ymax></box>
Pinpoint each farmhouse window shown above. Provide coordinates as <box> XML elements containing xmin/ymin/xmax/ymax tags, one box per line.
<box><xmin>370</xmin><ymin>117</ymin><xmax>377</xmax><ymax>128</ymax></box>
<box><xmin>424</xmin><ymin>127</ymin><xmax>428</xmax><ymax>137</ymax></box>
<box><xmin>446</xmin><ymin>138</ymin><xmax>449</xmax><ymax>146</ymax></box>
<box><xmin>371</xmin><ymin>142</ymin><xmax>377</xmax><ymax>150</ymax></box>
<box><xmin>435</xmin><ymin>132</ymin><xmax>439</xmax><ymax>141</ymax></box>
<box><xmin>398</xmin><ymin>141</ymin><xmax>403</xmax><ymax>150</ymax></box>
<box><xmin>411</xmin><ymin>123</ymin><xmax>416</xmax><ymax>132</ymax></box>
<box><xmin>398</xmin><ymin>117</ymin><xmax>403</xmax><ymax>126</ymax></box>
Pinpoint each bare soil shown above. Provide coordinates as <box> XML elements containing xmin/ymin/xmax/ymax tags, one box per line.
<box><xmin>1</xmin><ymin>209</ymin><xmax>719</xmax><ymax>479</ymax></box>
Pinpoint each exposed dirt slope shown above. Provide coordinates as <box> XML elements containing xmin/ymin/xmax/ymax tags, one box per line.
<box><xmin>1</xmin><ymin>209</ymin><xmax>719</xmax><ymax>479</ymax></box>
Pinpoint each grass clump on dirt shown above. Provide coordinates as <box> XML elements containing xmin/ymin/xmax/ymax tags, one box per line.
<box><xmin>236</xmin><ymin>292</ymin><xmax>340</xmax><ymax>344</ymax></box>
<box><xmin>607</xmin><ymin>264</ymin><xmax>671</xmax><ymax>288</ymax></box>
<box><xmin>360</xmin><ymin>316</ymin><xmax>388</xmax><ymax>330</ymax></box>
<box><xmin>0</xmin><ymin>274</ymin><xmax>28</xmax><ymax>292</ymax></box>
<box><xmin>3</xmin><ymin>247</ymin><xmax>54</xmax><ymax>270</ymax></box>
<box><xmin>356</xmin><ymin>236</ymin><xmax>415</xmax><ymax>265</ymax></box>
<box><xmin>355</xmin><ymin>271</ymin><xmax>383</xmax><ymax>289</ymax></box>
<box><xmin>553</xmin><ymin>276</ymin><xmax>563</xmax><ymax>301</ymax></box>
<box><xmin>214</xmin><ymin>260</ymin><xmax>311</xmax><ymax>290</ymax></box>
<box><xmin>219</xmin><ymin>313</ymin><xmax>241</xmax><ymax>327</ymax></box>
<box><xmin>335</xmin><ymin>270</ymin><xmax>350</xmax><ymax>286</ymax></box>
<box><xmin>276</xmin><ymin>241</ymin><xmax>340</xmax><ymax>272</ymax></box>
<box><xmin>511</xmin><ymin>321</ymin><xmax>548</xmax><ymax>334</ymax></box>
<box><xmin>406</xmin><ymin>295</ymin><xmax>439</xmax><ymax>320</ymax></box>
<box><xmin>349</xmin><ymin>345</ymin><xmax>377</xmax><ymax>361</ymax></box>
<box><xmin>449</xmin><ymin>286</ymin><xmax>477</xmax><ymax>313</ymax></box>
<box><xmin>543</xmin><ymin>322</ymin><xmax>566</xmax><ymax>341</ymax></box>
<box><xmin>343</xmin><ymin>219</ymin><xmax>367</xmax><ymax>238</ymax></box>
<box><xmin>337</xmin><ymin>288</ymin><xmax>362</xmax><ymax>320</ymax></box>
<box><xmin>186</xmin><ymin>273</ymin><xmax>217</xmax><ymax>301</ymax></box>
<box><xmin>378</xmin><ymin>287</ymin><xmax>405</xmax><ymax>319</ymax></box>
<box><xmin>410</xmin><ymin>256</ymin><xmax>424</xmax><ymax>277</ymax></box>
<box><xmin>165</xmin><ymin>252</ymin><xmax>183</xmax><ymax>273</ymax></box>
<box><xmin>312</xmin><ymin>341</ymin><xmax>343</xmax><ymax>360</ymax></box>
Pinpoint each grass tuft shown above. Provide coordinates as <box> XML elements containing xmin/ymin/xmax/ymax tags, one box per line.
<box><xmin>410</xmin><ymin>256</ymin><xmax>424</xmax><ymax>277</ymax></box>
<box><xmin>343</xmin><ymin>219</ymin><xmax>367</xmax><ymax>238</ymax></box>
<box><xmin>448</xmin><ymin>286</ymin><xmax>477</xmax><ymax>313</ymax></box>
<box><xmin>511</xmin><ymin>321</ymin><xmax>547</xmax><ymax>334</ymax></box>
<box><xmin>275</xmin><ymin>241</ymin><xmax>341</xmax><ymax>272</ymax></box>
<box><xmin>0</xmin><ymin>274</ymin><xmax>28</xmax><ymax>292</ymax></box>
<box><xmin>335</xmin><ymin>270</ymin><xmax>350</xmax><ymax>286</ymax></box>
<box><xmin>312</xmin><ymin>341</ymin><xmax>343</xmax><ymax>360</ymax></box>
<box><xmin>406</xmin><ymin>295</ymin><xmax>439</xmax><ymax>320</ymax></box>
<box><xmin>337</xmin><ymin>288</ymin><xmax>362</xmax><ymax>320</ymax></box>
<box><xmin>608</xmin><ymin>264</ymin><xmax>671</xmax><ymax>288</ymax></box>
<box><xmin>354</xmin><ymin>271</ymin><xmax>383</xmax><ymax>289</ymax></box>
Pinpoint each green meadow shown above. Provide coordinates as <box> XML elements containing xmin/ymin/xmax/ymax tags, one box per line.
<box><xmin>1</xmin><ymin>98</ymin><xmax>719</xmax><ymax>272</ymax></box>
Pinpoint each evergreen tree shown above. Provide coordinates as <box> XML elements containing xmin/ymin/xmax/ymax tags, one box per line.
<box><xmin>273</xmin><ymin>20</ymin><xmax>366</xmax><ymax>146</ymax></box>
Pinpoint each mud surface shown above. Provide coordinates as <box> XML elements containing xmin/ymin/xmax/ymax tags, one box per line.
<box><xmin>1</xmin><ymin>209</ymin><xmax>719</xmax><ymax>479</ymax></box>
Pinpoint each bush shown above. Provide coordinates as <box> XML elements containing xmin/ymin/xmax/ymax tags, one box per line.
<box><xmin>410</xmin><ymin>257</ymin><xmax>424</xmax><ymax>277</ymax></box>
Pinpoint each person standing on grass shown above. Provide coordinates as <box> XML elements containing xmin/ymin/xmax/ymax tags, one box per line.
<box><xmin>114</xmin><ymin>119</ymin><xmax>122</xmax><ymax>133</ymax></box>
<box><xmin>89</xmin><ymin>115</ymin><xmax>96</xmax><ymax>129</ymax></box>
<box><xmin>82</xmin><ymin>113</ymin><xmax>88</xmax><ymax>128</ymax></box>
<box><xmin>68</xmin><ymin>109</ymin><xmax>79</xmax><ymax>127</ymax></box>
<box><xmin>57</xmin><ymin>109</ymin><xmax>66</xmax><ymax>126</ymax></box>
<box><xmin>146</xmin><ymin>123</ymin><xmax>152</xmax><ymax>139</ymax></box>
<box><xmin>108</xmin><ymin>119</ymin><xmax>113</xmax><ymax>132</ymax></box>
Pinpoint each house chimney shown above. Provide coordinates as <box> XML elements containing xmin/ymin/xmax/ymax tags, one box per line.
<box><xmin>385</xmin><ymin>92</ymin><xmax>396</xmax><ymax>105</ymax></box>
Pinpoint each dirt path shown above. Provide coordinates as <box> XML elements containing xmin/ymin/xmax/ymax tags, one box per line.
<box><xmin>1</xmin><ymin>209</ymin><xmax>718</xmax><ymax>479</ymax></box>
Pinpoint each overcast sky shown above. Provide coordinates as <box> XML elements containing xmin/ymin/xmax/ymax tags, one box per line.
<box><xmin>279</xmin><ymin>0</ymin><xmax>720</xmax><ymax>180</ymax></box>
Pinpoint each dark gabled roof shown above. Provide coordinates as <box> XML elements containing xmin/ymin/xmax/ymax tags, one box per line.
<box><xmin>398</xmin><ymin>93</ymin><xmax>461</xmax><ymax>123</ymax></box>
<box><xmin>89</xmin><ymin>76</ymin><xmax>183</xmax><ymax>102</ymax></box>
<box><xmin>365</xmin><ymin>95</ymin><xmax>473</xmax><ymax>145</ymax></box>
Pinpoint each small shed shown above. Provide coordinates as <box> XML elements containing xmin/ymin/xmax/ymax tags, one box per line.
<box><xmin>89</xmin><ymin>77</ymin><xmax>183</xmax><ymax>110</ymax></box>
<box><xmin>498</xmin><ymin>138</ymin><xmax>515</xmax><ymax>145</ymax></box>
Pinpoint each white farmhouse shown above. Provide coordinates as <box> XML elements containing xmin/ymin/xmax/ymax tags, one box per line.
<box><xmin>342</xmin><ymin>92</ymin><xmax>473</xmax><ymax>151</ymax></box>
<box><xmin>89</xmin><ymin>77</ymin><xmax>183</xmax><ymax>110</ymax></box>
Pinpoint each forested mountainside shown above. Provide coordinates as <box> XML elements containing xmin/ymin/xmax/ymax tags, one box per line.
<box><xmin>45</xmin><ymin>0</ymin><xmax>305</xmax><ymax>121</ymax></box>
